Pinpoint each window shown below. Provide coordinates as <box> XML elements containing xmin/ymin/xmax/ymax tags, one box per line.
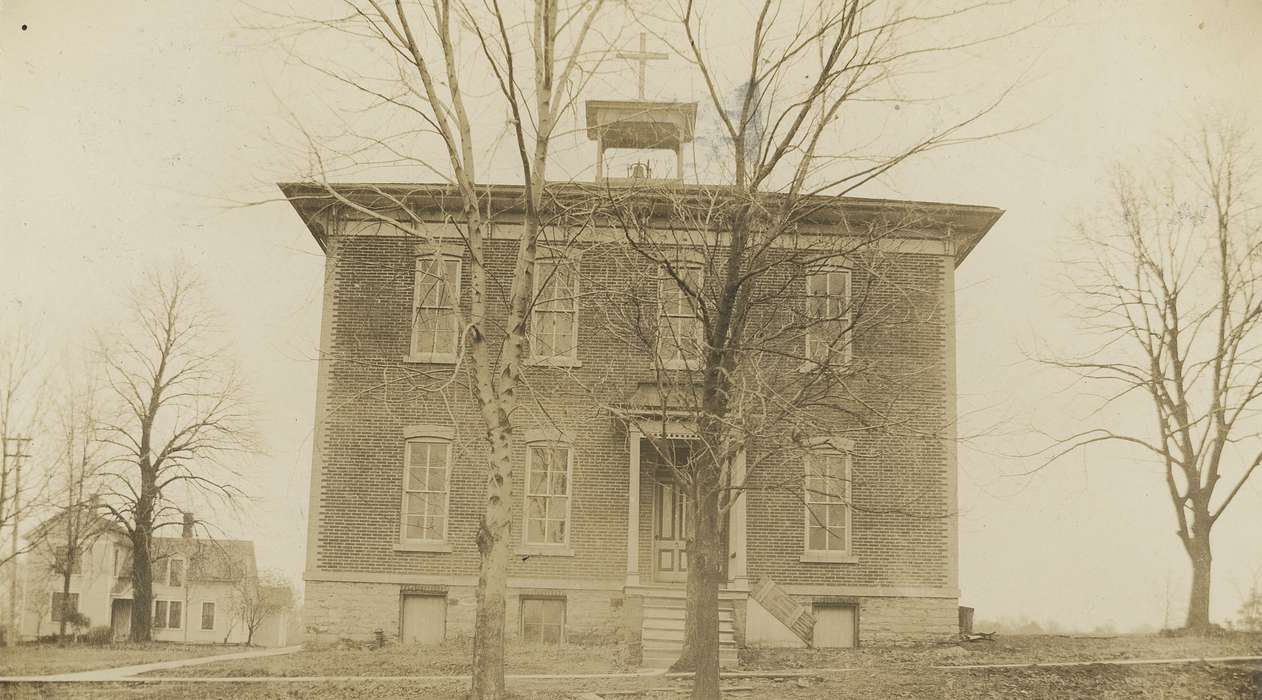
<box><xmin>154</xmin><ymin>600</ymin><xmax>168</xmax><ymax>629</ymax></box>
<box><xmin>411</xmin><ymin>254</ymin><xmax>462</xmax><ymax>360</ymax></box>
<box><xmin>169</xmin><ymin>558</ymin><xmax>184</xmax><ymax>587</ymax></box>
<box><xmin>153</xmin><ymin>558</ymin><xmax>169</xmax><ymax>585</ymax></box>
<box><xmin>402</xmin><ymin>439</ymin><xmax>450</xmax><ymax>542</ymax></box>
<box><xmin>659</xmin><ymin>265</ymin><xmax>703</xmax><ymax>365</ymax></box>
<box><xmin>201</xmin><ymin>602</ymin><xmax>216</xmax><ymax>630</ymax></box>
<box><xmin>805</xmin><ymin>449</ymin><xmax>851</xmax><ymax>555</ymax></box>
<box><xmin>50</xmin><ymin>592</ymin><xmax>79</xmax><ymax>621</ymax></box>
<box><xmin>53</xmin><ymin>546</ymin><xmax>82</xmax><ymax>575</ymax></box>
<box><xmin>805</xmin><ymin>268</ymin><xmax>852</xmax><ymax>364</ymax></box>
<box><xmin>530</xmin><ymin>259</ymin><xmax>579</xmax><ymax>361</ymax></box>
<box><xmin>520</xmin><ymin>597</ymin><xmax>565</xmax><ymax>644</ymax></box>
<box><xmin>523</xmin><ymin>446</ymin><xmax>571</xmax><ymax>546</ymax></box>
<box><xmin>154</xmin><ymin>600</ymin><xmax>183</xmax><ymax>630</ymax></box>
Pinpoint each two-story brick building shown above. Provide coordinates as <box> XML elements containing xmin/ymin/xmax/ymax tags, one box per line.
<box><xmin>281</xmin><ymin>96</ymin><xmax>1001</xmax><ymax>666</ymax></box>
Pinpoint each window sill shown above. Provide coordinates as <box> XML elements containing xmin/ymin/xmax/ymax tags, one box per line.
<box><xmin>395</xmin><ymin>541</ymin><xmax>453</xmax><ymax>553</ymax></box>
<box><xmin>515</xmin><ymin>545</ymin><xmax>575</xmax><ymax>558</ymax></box>
<box><xmin>402</xmin><ymin>353</ymin><xmax>458</xmax><ymax>365</ymax></box>
<box><xmin>800</xmin><ymin>552</ymin><xmax>859</xmax><ymax>564</ymax></box>
<box><xmin>524</xmin><ymin>356</ymin><xmax>582</xmax><ymax>368</ymax></box>
<box><xmin>661</xmin><ymin>358</ymin><xmax>701</xmax><ymax>371</ymax></box>
<box><xmin>797</xmin><ymin>359</ymin><xmax>853</xmax><ymax>374</ymax></box>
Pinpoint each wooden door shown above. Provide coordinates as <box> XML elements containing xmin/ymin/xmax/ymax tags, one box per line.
<box><xmin>652</xmin><ymin>476</ymin><xmax>689</xmax><ymax>583</ymax></box>
<box><xmin>812</xmin><ymin>605</ymin><xmax>856</xmax><ymax>648</ymax></box>
<box><xmin>111</xmin><ymin>599</ymin><xmax>132</xmax><ymax>641</ymax></box>
<box><xmin>400</xmin><ymin>595</ymin><xmax>446</xmax><ymax>645</ymax></box>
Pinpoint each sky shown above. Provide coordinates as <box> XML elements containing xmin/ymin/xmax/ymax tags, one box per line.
<box><xmin>3</xmin><ymin>0</ymin><xmax>1261</xmax><ymax>632</ymax></box>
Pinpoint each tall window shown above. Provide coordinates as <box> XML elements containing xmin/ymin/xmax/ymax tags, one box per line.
<box><xmin>51</xmin><ymin>592</ymin><xmax>79</xmax><ymax>622</ymax></box>
<box><xmin>805</xmin><ymin>268</ymin><xmax>852</xmax><ymax>364</ymax></box>
<box><xmin>524</xmin><ymin>445</ymin><xmax>571</xmax><ymax>546</ymax></box>
<box><xmin>54</xmin><ymin>546</ymin><xmax>81</xmax><ymax>574</ymax></box>
<box><xmin>169</xmin><ymin>558</ymin><xmax>184</xmax><ymax>587</ymax></box>
<box><xmin>805</xmin><ymin>450</ymin><xmax>851</xmax><ymax>554</ymax></box>
<box><xmin>530</xmin><ymin>259</ymin><xmax>579</xmax><ymax>360</ymax></box>
<box><xmin>401</xmin><ymin>439</ymin><xmax>450</xmax><ymax>542</ymax></box>
<box><xmin>659</xmin><ymin>265</ymin><xmax>703</xmax><ymax>364</ymax></box>
<box><xmin>412</xmin><ymin>254</ymin><xmax>461</xmax><ymax>359</ymax></box>
<box><xmin>154</xmin><ymin>600</ymin><xmax>182</xmax><ymax>630</ymax></box>
<box><xmin>201</xmin><ymin>602</ymin><xmax>216</xmax><ymax>630</ymax></box>
<box><xmin>153</xmin><ymin>558</ymin><xmax>169</xmax><ymax>584</ymax></box>
<box><xmin>520</xmin><ymin>597</ymin><xmax>565</xmax><ymax>644</ymax></box>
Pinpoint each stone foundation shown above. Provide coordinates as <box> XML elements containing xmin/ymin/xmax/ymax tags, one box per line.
<box><xmin>798</xmin><ymin>595</ymin><xmax>958</xmax><ymax>645</ymax></box>
<box><xmin>304</xmin><ymin>579</ymin><xmax>623</xmax><ymax>644</ymax></box>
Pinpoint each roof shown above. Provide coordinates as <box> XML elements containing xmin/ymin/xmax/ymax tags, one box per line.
<box><xmin>585</xmin><ymin>100</ymin><xmax>698</xmax><ymax>148</ymax></box>
<box><xmin>152</xmin><ymin>538</ymin><xmax>257</xmax><ymax>583</ymax></box>
<box><xmin>277</xmin><ymin>181</ymin><xmax>1003</xmax><ymax>267</ymax></box>
<box><xmin>25</xmin><ymin>509</ymin><xmax>126</xmax><ymax>543</ymax></box>
<box><xmin>113</xmin><ymin>538</ymin><xmax>258</xmax><ymax>585</ymax></box>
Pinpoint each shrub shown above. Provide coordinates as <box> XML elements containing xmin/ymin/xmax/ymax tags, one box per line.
<box><xmin>83</xmin><ymin>626</ymin><xmax>113</xmax><ymax>645</ymax></box>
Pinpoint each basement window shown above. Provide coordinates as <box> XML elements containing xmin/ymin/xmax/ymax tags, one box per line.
<box><xmin>520</xmin><ymin>597</ymin><xmax>565</xmax><ymax>645</ymax></box>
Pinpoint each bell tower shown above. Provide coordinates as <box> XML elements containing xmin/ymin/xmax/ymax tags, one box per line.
<box><xmin>586</xmin><ymin>33</ymin><xmax>697</xmax><ymax>183</ymax></box>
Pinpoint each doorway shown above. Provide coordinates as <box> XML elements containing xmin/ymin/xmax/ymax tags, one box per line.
<box><xmin>652</xmin><ymin>475</ymin><xmax>690</xmax><ymax>583</ymax></box>
<box><xmin>110</xmin><ymin>599</ymin><xmax>132</xmax><ymax>641</ymax></box>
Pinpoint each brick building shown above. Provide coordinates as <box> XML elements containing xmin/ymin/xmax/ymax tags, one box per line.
<box><xmin>280</xmin><ymin>95</ymin><xmax>1001</xmax><ymax>666</ymax></box>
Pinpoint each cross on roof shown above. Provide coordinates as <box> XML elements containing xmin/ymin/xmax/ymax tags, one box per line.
<box><xmin>617</xmin><ymin>32</ymin><xmax>668</xmax><ymax>99</ymax></box>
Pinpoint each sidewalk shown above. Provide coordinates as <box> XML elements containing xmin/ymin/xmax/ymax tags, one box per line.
<box><xmin>3</xmin><ymin>645</ymin><xmax>302</xmax><ymax>683</ymax></box>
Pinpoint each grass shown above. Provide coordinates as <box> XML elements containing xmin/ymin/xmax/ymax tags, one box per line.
<box><xmin>739</xmin><ymin>631</ymin><xmax>1262</xmax><ymax>670</ymax></box>
<box><xmin>4</xmin><ymin>663</ymin><xmax>1261</xmax><ymax>698</ymax></box>
<box><xmin>0</xmin><ymin>642</ymin><xmax>244</xmax><ymax>677</ymax></box>
<box><xmin>145</xmin><ymin>638</ymin><xmax>631</xmax><ymax>678</ymax></box>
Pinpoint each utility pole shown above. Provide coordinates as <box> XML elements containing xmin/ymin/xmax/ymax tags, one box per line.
<box><xmin>4</xmin><ymin>435</ymin><xmax>31</xmax><ymax>647</ymax></box>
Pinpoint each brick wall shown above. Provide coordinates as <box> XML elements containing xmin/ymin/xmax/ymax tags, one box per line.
<box><xmin>305</xmin><ymin>214</ymin><xmax>960</xmax><ymax>639</ymax></box>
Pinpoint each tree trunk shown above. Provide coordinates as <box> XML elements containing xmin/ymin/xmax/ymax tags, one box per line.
<box><xmin>1184</xmin><ymin>534</ymin><xmax>1212</xmax><ymax>632</ymax></box>
<box><xmin>673</xmin><ymin>484</ymin><xmax>723</xmax><ymax>700</ymax></box>
<box><xmin>58</xmin><ymin>568</ymin><xmax>71</xmax><ymax>645</ymax></box>
<box><xmin>129</xmin><ymin>527</ymin><xmax>153</xmax><ymax>642</ymax></box>
<box><xmin>471</xmin><ymin>426</ymin><xmax>513</xmax><ymax>700</ymax></box>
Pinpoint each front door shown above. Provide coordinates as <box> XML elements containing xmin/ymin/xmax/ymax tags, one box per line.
<box><xmin>111</xmin><ymin>599</ymin><xmax>132</xmax><ymax>641</ymax></box>
<box><xmin>653</xmin><ymin>475</ymin><xmax>689</xmax><ymax>583</ymax></box>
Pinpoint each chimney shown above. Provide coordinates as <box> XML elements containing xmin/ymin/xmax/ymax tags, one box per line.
<box><xmin>182</xmin><ymin>512</ymin><xmax>195</xmax><ymax>539</ymax></box>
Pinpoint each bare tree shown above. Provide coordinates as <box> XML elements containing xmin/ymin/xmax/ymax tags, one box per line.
<box><xmin>97</xmin><ymin>267</ymin><xmax>257</xmax><ymax>641</ymax></box>
<box><xmin>1044</xmin><ymin>123</ymin><xmax>1262</xmax><ymax>632</ymax></box>
<box><xmin>277</xmin><ymin>2</ymin><xmax>609</xmax><ymax>696</ymax></box>
<box><xmin>273</xmin><ymin>0</ymin><xmax>1029</xmax><ymax>694</ymax></box>
<box><xmin>38</xmin><ymin>368</ymin><xmax>112</xmax><ymax>645</ymax></box>
<box><xmin>578</xmin><ymin>2</ymin><xmax>1024</xmax><ymax>693</ymax></box>
<box><xmin>0</xmin><ymin>320</ymin><xmax>50</xmax><ymax>646</ymax></box>
<box><xmin>233</xmin><ymin>571</ymin><xmax>294</xmax><ymax>646</ymax></box>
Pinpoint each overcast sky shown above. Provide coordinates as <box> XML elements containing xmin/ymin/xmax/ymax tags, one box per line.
<box><xmin>3</xmin><ymin>0</ymin><xmax>1261</xmax><ymax>631</ymax></box>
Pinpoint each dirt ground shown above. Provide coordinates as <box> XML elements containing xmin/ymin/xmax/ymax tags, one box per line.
<box><xmin>3</xmin><ymin>634</ymin><xmax>1261</xmax><ymax>698</ymax></box>
<box><xmin>4</xmin><ymin>662</ymin><xmax>1261</xmax><ymax>698</ymax></box>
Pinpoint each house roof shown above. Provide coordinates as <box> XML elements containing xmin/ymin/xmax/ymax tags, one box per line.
<box><xmin>277</xmin><ymin>181</ymin><xmax>1004</xmax><ymax>267</ymax></box>
<box><xmin>24</xmin><ymin>509</ymin><xmax>126</xmax><ymax>543</ymax></box>
<box><xmin>152</xmin><ymin>538</ymin><xmax>257</xmax><ymax>583</ymax></box>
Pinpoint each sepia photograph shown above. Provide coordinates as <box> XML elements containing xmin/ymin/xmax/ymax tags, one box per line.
<box><xmin>2</xmin><ymin>1</ymin><xmax>1261</xmax><ymax>698</ymax></box>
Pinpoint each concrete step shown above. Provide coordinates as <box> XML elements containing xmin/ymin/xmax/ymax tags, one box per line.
<box><xmin>642</xmin><ymin>596</ymin><xmax>736</xmax><ymax>610</ymax></box>
<box><xmin>642</xmin><ymin>617</ymin><xmax>735</xmax><ymax>631</ymax></box>
<box><xmin>641</xmin><ymin>650</ymin><xmax>739</xmax><ymax>669</ymax></box>
<box><xmin>643</xmin><ymin>628</ymin><xmax>737</xmax><ymax>644</ymax></box>
<box><xmin>642</xmin><ymin>609</ymin><xmax>735</xmax><ymax>623</ymax></box>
